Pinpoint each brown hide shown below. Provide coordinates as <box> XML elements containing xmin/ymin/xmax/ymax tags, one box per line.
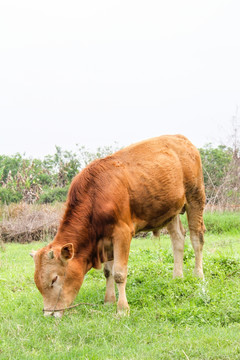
<box><xmin>65</xmin><ymin>134</ymin><xmax>204</xmax><ymax>237</ymax></box>
<box><xmin>32</xmin><ymin>135</ymin><xmax>205</xmax><ymax>315</ymax></box>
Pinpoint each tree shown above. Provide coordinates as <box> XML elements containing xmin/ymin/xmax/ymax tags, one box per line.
<box><xmin>0</xmin><ymin>143</ymin><xmax>120</xmax><ymax>204</ymax></box>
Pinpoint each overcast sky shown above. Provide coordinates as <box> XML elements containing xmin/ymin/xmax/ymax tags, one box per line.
<box><xmin>0</xmin><ymin>0</ymin><xmax>240</xmax><ymax>158</ymax></box>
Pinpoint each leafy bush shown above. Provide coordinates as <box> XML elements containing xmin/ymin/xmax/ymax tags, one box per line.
<box><xmin>199</xmin><ymin>144</ymin><xmax>232</xmax><ymax>188</ymax></box>
<box><xmin>0</xmin><ymin>154</ymin><xmax>23</xmax><ymax>182</ymax></box>
<box><xmin>0</xmin><ymin>188</ymin><xmax>22</xmax><ymax>204</ymax></box>
<box><xmin>38</xmin><ymin>186</ymin><xmax>69</xmax><ymax>204</ymax></box>
<box><xmin>0</xmin><ymin>144</ymin><xmax>120</xmax><ymax>204</ymax></box>
<box><xmin>199</xmin><ymin>143</ymin><xmax>240</xmax><ymax>208</ymax></box>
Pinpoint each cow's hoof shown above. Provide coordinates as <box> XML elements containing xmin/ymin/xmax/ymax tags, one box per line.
<box><xmin>194</xmin><ymin>269</ymin><xmax>204</xmax><ymax>279</ymax></box>
<box><xmin>116</xmin><ymin>307</ymin><xmax>130</xmax><ymax>317</ymax></box>
<box><xmin>104</xmin><ymin>301</ymin><xmax>116</xmax><ymax>306</ymax></box>
<box><xmin>104</xmin><ymin>295</ymin><xmax>116</xmax><ymax>304</ymax></box>
<box><xmin>173</xmin><ymin>272</ymin><xmax>183</xmax><ymax>279</ymax></box>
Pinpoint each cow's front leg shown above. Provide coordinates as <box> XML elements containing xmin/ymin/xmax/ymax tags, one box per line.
<box><xmin>112</xmin><ymin>222</ymin><xmax>132</xmax><ymax>315</ymax></box>
<box><xmin>104</xmin><ymin>260</ymin><xmax>116</xmax><ymax>304</ymax></box>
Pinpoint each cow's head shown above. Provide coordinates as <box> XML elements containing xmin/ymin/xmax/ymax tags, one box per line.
<box><xmin>31</xmin><ymin>243</ymin><xmax>85</xmax><ymax>318</ymax></box>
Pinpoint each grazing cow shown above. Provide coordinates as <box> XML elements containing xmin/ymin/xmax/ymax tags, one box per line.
<box><xmin>31</xmin><ymin>135</ymin><xmax>206</xmax><ymax>317</ymax></box>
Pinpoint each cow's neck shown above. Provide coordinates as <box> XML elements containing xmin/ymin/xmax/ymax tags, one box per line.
<box><xmin>52</xmin><ymin>208</ymin><xmax>99</xmax><ymax>270</ymax></box>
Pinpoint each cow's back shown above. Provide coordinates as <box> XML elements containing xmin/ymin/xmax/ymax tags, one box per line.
<box><xmin>112</xmin><ymin>135</ymin><xmax>204</xmax><ymax>232</ymax></box>
<box><xmin>116</xmin><ymin>135</ymin><xmax>201</xmax><ymax>182</ymax></box>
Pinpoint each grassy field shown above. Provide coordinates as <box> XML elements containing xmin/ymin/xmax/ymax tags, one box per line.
<box><xmin>0</xmin><ymin>215</ymin><xmax>240</xmax><ymax>359</ymax></box>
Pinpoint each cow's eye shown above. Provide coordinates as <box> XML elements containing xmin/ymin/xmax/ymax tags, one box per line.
<box><xmin>51</xmin><ymin>276</ymin><xmax>58</xmax><ymax>287</ymax></box>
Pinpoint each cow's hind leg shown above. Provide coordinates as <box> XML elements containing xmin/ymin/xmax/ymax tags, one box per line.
<box><xmin>186</xmin><ymin>204</ymin><xmax>205</xmax><ymax>278</ymax></box>
<box><xmin>112</xmin><ymin>222</ymin><xmax>132</xmax><ymax>315</ymax></box>
<box><xmin>104</xmin><ymin>260</ymin><xmax>116</xmax><ymax>304</ymax></box>
<box><xmin>167</xmin><ymin>215</ymin><xmax>185</xmax><ymax>278</ymax></box>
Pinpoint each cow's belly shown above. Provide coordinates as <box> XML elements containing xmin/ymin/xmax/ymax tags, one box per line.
<box><xmin>131</xmin><ymin>196</ymin><xmax>185</xmax><ymax>234</ymax></box>
<box><xmin>128</xmin><ymin>168</ymin><xmax>186</xmax><ymax>233</ymax></box>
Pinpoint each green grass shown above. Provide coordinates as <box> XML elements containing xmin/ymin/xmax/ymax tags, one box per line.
<box><xmin>180</xmin><ymin>211</ymin><xmax>240</xmax><ymax>234</ymax></box>
<box><xmin>0</xmin><ymin>231</ymin><xmax>240</xmax><ymax>359</ymax></box>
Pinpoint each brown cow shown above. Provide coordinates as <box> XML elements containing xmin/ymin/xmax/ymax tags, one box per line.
<box><xmin>31</xmin><ymin>135</ymin><xmax>206</xmax><ymax>317</ymax></box>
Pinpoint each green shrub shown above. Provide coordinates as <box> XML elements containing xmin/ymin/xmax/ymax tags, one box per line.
<box><xmin>38</xmin><ymin>186</ymin><xmax>69</xmax><ymax>204</ymax></box>
<box><xmin>0</xmin><ymin>188</ymin><xmax>23</xmax><ymax>204</ymax></box>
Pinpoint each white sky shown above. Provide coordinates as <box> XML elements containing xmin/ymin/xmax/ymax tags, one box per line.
<box><xmin>0</xmin><ymin>0</ymin><xmax>240</xmax><ymax>158</ymax></box>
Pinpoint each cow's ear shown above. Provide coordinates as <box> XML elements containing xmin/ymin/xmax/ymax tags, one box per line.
<box><xmin>60</xmin><ymin>243</ymin><xmax>74</xmax><ymax>261</ymax></box>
